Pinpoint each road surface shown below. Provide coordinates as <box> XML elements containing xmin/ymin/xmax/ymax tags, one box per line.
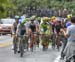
<box><xmin>0</xmin><ymin>35</ymin><xmax>64</xmax><ymax>62</ymax></box>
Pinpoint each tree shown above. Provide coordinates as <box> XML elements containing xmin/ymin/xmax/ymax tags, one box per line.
<box><xmin>0</xmin><ymin>0</ymin><xmax>15</xmax><ymax>18</ymax></box>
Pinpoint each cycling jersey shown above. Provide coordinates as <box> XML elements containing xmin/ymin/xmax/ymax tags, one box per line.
<box><xmin>29</xmin><ymin>22</ymin><xmax>36</xmax><ymax>32</ymax></box>
<box><xmin>55</xmin><ymin>24</ymin><xmax>62</xmax><ymax>34</ymax></box>
<box><xmin>41</xmin><ymin>23</ymin><xmax>48</xmax><ymax>34</ymax></box>
<box><xmin>13</xmin><ymin>22</ymin><xmax>18</xmax><ymax>33</ymax></box>
<box><xmin>17</xmin><ymin>23</ymin><xmax>26</xmax><ymax>36</ymax></box>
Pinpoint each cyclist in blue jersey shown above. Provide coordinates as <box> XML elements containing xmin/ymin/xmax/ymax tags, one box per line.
<box><xmin>11</xmin><ymin>15</ymin><xmax>20</xmax><ymax>50</ymax></box>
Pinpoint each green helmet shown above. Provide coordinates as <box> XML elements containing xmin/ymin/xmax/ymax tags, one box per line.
<box><xmin>25</xmin><ymin>18</ymin><xmax>30</xmax><ymax>22</ymax></box>
<box><xmin>37</xmin><ymin>17</ymin><xmax>41</xmax><ymax>23</ymax></box>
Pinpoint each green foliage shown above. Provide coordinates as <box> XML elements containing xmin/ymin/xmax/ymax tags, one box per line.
<box><xmin>0</xmin><ymin>0</ymin><xmax>15</xmax><ymax>18</ymax></box>
<box><xmin>0</xmin><ymin>0</ymin><xmax>75</xmax><ymax>18</ymax></box>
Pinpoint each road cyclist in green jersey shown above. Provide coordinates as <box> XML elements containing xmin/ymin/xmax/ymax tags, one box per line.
<box><xmin>41</xmin><ymin>17</ymin><xmax>51</xmax><ymax>51</ymax></box>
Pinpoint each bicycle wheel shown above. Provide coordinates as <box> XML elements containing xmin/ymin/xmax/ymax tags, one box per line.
<box><xmin>30</xmin><ymin>41</ymin><xmax>33</xmax><ymax>52</ymax></box>
<box><xmin>20</xmin><ymin>38</ymin><xmax>24</xmax><ymax>57</ymax></box>
<box><xmin>36</xmin><ymin>34</ymin><xmax>39</xmax><ymax>48</ymax></box>
<box><xmin>13</xmin><ymin>37</ymin><xmax>18</xmax><ymax>54</ymax></box>
<box><xmin>56</xmin><ymin>35</ymin><xmax>61</xmax><ymax>51</ymax></box>
<box><xmin>30</xmin><ymin>33</ymin><xmax>34</xmax><ymax>52</ymax></box>
<box><xmin>51</xmin><ymin>34</ymin><xmax>56</xmax><ymax>49</ymax></box>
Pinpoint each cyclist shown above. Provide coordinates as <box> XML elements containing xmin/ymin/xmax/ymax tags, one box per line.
<box><xmin>51</xmin><ymin>16</ymin><xmax>57</xmax><ymax>33</ymax></box>
<box><xmin>28</xmin><ymin>16</ymin><xmax>38</xmax><ymax>51</ymax></box>
<box><xmin>11</xmin><ymin>15</ymin><xmax>20</xmax><ymax>50</ymax></box>
<box><xmin>35</xmin><ymin>17</ymin><xmax>41</xmax><ymax>47</ymax></box>
<box><xmin>24</xmin><ymin>18</ymin><xmax>30</xmax><ymax>50</ymax></box>
<box><xmin>55</xmin><ymin>19</ymin><xmax>62</xmax><ymax>51</ymax></box>
<box><xmin>37</xmin><ymin>17</ymin><xmax>41</xmax><ymax>24</ymax></box>
<box><xmin>12</xmin><ymin>16</ymin><xmax>20</xmax><ymax>34</ymax></box>
<box><xmin>41</xmin><ymin>17</ymin><xmax>50</xmax><ymax>51</ymax></box>
<box><xmin>60</xmin><ymin>20</ymin><xmax>67</xmax><ymax>59</ymax></box>
<box><xmin>16</xmin><ymin>18</ymin><xmax>28</xmax><ymax>53</ymax></box>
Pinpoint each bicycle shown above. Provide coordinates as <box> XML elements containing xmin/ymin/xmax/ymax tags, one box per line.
<box><xmin>30</xmin><ymin>32</ymin><xmax>37</xmax><ymax>52</ymax></box>
<box><xmin>35</xmin><ymin>32</ymin><xmax>40</xmax><ymax>48</ymax></box>
<box><xmin>23</xmin><ymin>34</ymin><xmax>29</xmax><ymax>51</ymax></box>
<box><xmin>51</xmin><ymin>33</ymin><xmax>56</xmax><ymax>49</ymax></box>
<box><xmin>56</xmin><ymin>33</ymin><xmax>62</xmax><ymax>51</ymax></box>
<box><xmin>13</xmin><ymin>34</ymin><xmax>18</xmax><ymax>54</ymax></box>
<box><xmin>19</xmin><ymin>34</ymin><xmax>28</xmax><ymax>57</ymax></box>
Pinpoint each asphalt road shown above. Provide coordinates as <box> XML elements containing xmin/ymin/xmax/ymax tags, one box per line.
<box><xmin>0</xmin><ymin>35</ymin><xmax>64</xmax><ymax>62</ymax></box>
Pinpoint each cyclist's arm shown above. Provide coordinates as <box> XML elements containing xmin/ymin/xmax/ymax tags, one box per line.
<box><xmin>60</xmin><ymin>28</ymin><xmax>69</xmax><ymax>38</ymax></box>
<box><xmin>11</xmin><ymin>24</ymin><xmax>15</xmax><ymax>35</ymax></box>
<box><xmin>16</xmin><ymin>24</ymin><xmax>19</xmax><ymax>36</ymax></box>
<box><xmin>26</xmin><ymin>27</ymin><xmax>29</xmax><ymax>34</ymax></box>
<box><xmin>16</xmin><ymin>28</ymin><xmax>18</xmax><ymax>36</ymax></box>
<box><xmin>36</xmin><ymin>25</ymin><xmax>39</xmax><ymax>32</ymax></box>
<box><xmin>28</xmin><ymin>26</ymin><xmax>32</xmax><ymax>35</ymax></box>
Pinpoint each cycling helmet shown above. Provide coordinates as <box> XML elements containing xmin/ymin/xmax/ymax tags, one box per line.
<box><xmin>37</xmin><ymin>17</ymin><xmax>41</xmax><ymax>23</ymax></box>
<box><xmin>15</xmin><ymin>15</ymin><xmax>20</xmax><ymax>19</ymax></box>
<box><xmin>43</xmin><ymin>17</ymin><xmax>48</xmax><ymax>22</ymax></box>
<box><xmin>25</xmin><ymin>18</ymin><xmax>30</xmax><ymax>22</ymax></box>
<box><xmin>51</xmin><ymin>16</ymin><xmax>56</xmax><ymax>20</ymax></box>
<box><xmin>67</xmin><ymin>14</ymin><xmax>72</xmax><ymax>20</ymax></box>
<box><xmin>30</xmin><ymin>15</ymin><xmax>36</xmax><ymax>21</ymax></box>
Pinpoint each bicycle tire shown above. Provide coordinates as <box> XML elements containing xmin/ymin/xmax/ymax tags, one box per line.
<box><xmin>20</xmin><ymin>38</ymin><xmax>24</xmax><ymax>57</ymax></box>
<box><xmin>36</xmin><ymin>35</ymin><xmax>39</xmax><ymax>48</ymax></box>
<box><xmin>31</xmin><ymin>42</ymin><xmax>33</xmax><ymax>52</ymax></box>
<box><xmin>30</xmin><ymin>33</ymin><xmax>34</xmax><ymax>52</ymax></box>
<box><xmin>13</xmin><ymin>37</ymin><xmax>17</xmax><ymax>54</ymax></box>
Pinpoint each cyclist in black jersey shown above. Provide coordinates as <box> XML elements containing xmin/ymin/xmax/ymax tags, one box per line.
<box><xmin>29</xmin><ymin>16</ymin><xmax>37</xmax><ymax>51</ymax></box>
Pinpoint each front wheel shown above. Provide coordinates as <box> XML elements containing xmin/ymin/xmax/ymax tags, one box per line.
<box><xmin>13</xmin><ymin>37</ymin><xmax>18</xmax><ymax>54</ymax></box>
<box><xmin>20</xmin><ymin>39</ymin><xmax>24</xmax><ymax>57</ymax></box>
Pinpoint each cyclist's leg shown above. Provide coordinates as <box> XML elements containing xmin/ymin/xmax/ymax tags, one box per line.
<box><xmin>20</xmin><ymin>36</ymin><xmax>25</xmax><ymax>57</ymax></box>
<box><xmin>33</xmin><ymin>33</ymin><xmax>37</xmax><ymax>49</ymax></box>
<box><xmin>12</xmin><ymin>33</ymin><xmax>16</xmax><ymax>50</ymax></box>
<box><xmin>57</xmin><ymin>36</ymin><xmax>60</xmax><ymax>50</ymax></box>
<box><xmin>17</xmin><ymin>36</ymin><xmax>21</xmax><ymax>53</ymax></box>
<box><xmin>24</xmin><ymin>35</ymin><xmax>29</xmax><ymax>51</ymax></box>
<box><xmin>52</xmin><ymin>34</ymin><xmax>56</xmax><ymax>49</ymax></box>
<box><xmin>17</xmin><ymin>31</ymin><xmax>21</xmax><ymax>53</ymax></box>
<box><xmin>61</xmin><ymin>38</ymin><xmax>67</xmax><ymax>59</ymax></box>
<box><xmin>56</xmin><ymin>34</ymin><xmax>59</xmax><ymax>50</ymax></box>
<box><xmin>13</xmin><ymin>35</ymin><xmax>18</xmax><ymax>54</ymax></box>
<box><xmin>46</xmin><ymin>35</ymin><xmax>49</xmax><ymax>49</ymax></box>
<box><xmin>30</xmin><ymin>33</ymin><xmax>34</xmax><ymax>51</ymax></box>
<box><xmin>42</xmin><ymin>34</ymin><xmax>46</xmax><ymax>51</ymax></box>
<box><xmin>24</xmin><ymin>31</ymin><xmax>28</xmax><ymax>50</ymax></box>
<box><xmin>36</xmin><ymin>33</ymin><xmax>40</xmax><ymax>47</ymax></box>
